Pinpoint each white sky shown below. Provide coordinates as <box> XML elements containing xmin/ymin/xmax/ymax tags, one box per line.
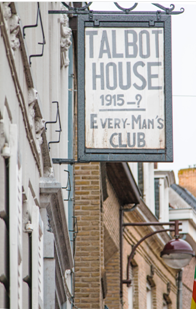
<box><xmin>89</xmin><ymin>1</ymin><xmax>196</xmax><ymax>183</ymax></box>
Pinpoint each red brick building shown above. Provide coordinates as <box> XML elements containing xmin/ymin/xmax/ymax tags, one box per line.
<box><xmin>178</xmin><ymin>168</ymin><xmax>196</xmax><ymax>197</ymax></box>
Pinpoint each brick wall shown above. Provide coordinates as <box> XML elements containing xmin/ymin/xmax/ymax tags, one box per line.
<box><xmin>103</xmin><ymin>179</ymin><xmax>120</xmax><ymax>263</ymax></box>
<box><xmin>103</xmin><ymin>179</ymin><xmax>121</xmax><ymax>308</ymax></box>
<box><xmin>74</xmin><ymin>164</ymin><xmax>122</xmax><ymax>308</ymax></box>
<box><xmin>105</xmin><ymin>251</ymin><xmax>120</xmax><ymax>308</ymax></box>
<box><xmin>183</xmin><ymin>284</ymin><xmax>192</xmax><ymax>309</ymax></box>
<box><xmin>178</xmin><ymin>168</ymin><xmax>196</xmax><ymax>196</ymax></box>
<box><xmin>183</xmin><ymin>257</ymin><xmax>196</xmax><ymax>291</ymax></box>
<box><xmin>178</xmin><ymin>168</ymin><xmax>196</xmax><ymax>309</ymax></box>
<box><xmin>74</xmin><ymin>162</ymin><xmax>102</xmax><ymax>309</ymax></box>
<box><xmin>182</xmin><ymin>257</ymin><xmax>196</xmax><ymax>309</ymax></box>
<box><xmin>122</xmin><ymin>211</ymin><xmax>177</xmax><ymax>309</ymax></box>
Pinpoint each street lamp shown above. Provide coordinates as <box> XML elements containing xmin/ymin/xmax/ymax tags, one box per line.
<box><xmin>121</xmin><ymin>220</ymin><xmax>195</xmax><ymax>286</ymax></box>
<box><xmin>161</xmin><ymin>238</ymin><xmax>194</xmax><ymax>269</ymax></box>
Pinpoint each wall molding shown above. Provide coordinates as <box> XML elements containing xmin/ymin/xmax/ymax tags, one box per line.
<box><xmin>0</xmin><ymin>3</ymin><xmax>52</xmax><ymax>176</ymax></box>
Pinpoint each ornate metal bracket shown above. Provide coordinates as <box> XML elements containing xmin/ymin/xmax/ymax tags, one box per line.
<box><xmin>45</xmin><ymin>101</ymin><xmax>62</xmax><ymax>150</ymax></box>
<box><xmin>114</xmin><ymin>2</ymin><xmax>138</xmax><ymax>13</ymax></box>
<box><xmin>48</xmin><ymin>2</ymin><xmax>184</xmax><ymax>16</ymax></box>
<box><xmin>152</xmin><ymin>3</ymin><xmax>184</xmax><ymax>15</ymax></box>
<box><xmin>52</xmin><ymin>158</ymin><xmax>90</xmax><ymax>165</ymax></box>
<box><xmin>23</xmin><ymin>2</ymin><xmax>46</xmax><ymax>65</ymax></box>
<box><xmin>121</xmin><ymin>220</ymin><xmax>182</xmax><ymax>287</ymax></box>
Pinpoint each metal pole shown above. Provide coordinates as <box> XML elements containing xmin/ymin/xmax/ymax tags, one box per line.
<box><xmin>177</xmin><ymin>269</ymin><xmax>183</xmax><ymax>309</ymax></box>
<box><xmin>122</xmin><ymin>221</ymin><xmax>182</xmax><ymax>227</ymax></box>
<box><xmin>175</xmin><ymin>220</ymin><xmax>179</xmax><ymax>237</ymax></box>
<box><xmin>124</xmin><ymin>228</ymin><xmax>174</xmax><ymax>285</ymax></box>
<box><xmin>121</xmin><ymin>220</ymin><xmax>183</xmax><ymax>285</ymax></box>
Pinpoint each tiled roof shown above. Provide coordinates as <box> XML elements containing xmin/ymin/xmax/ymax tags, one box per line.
<box><xmin>170</xmin><ymin>183</ymin><xmax>196</xmax><ymax>209</ymax></box>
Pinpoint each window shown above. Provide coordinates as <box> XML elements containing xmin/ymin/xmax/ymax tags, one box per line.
<box><xmin>163</xmin><ymin>291</ymin><xmax>172</xmax><ymax>309</ymax></box>
<box><xmin>163</xmin><ymin>300</ymin><xmax>168</xmax><ymax>309</ymax></box>
<box><xmin>146</xmin><ymin>282</ymin><xmax>152</xmax><ymax>309</ymax></box>
<box><xmin>138</xmin><ymin>162</ymin><xmax>144</xmax><ymax>197</ymax></box>
<box><xmin>128</xmin><ymin>265</ymin><xmax>133</xmax><ymax>309</ymax></box>
<box><xmin>154</xmin><ymin>178</ymin><xmax>160</xmax><ymax>219</ymax></box>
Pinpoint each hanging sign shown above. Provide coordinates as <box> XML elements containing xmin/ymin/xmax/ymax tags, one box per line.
<box><xmin>77</xmin><ymin>14</ymin><xmax>173</xmax><ymax>162</ymax></box>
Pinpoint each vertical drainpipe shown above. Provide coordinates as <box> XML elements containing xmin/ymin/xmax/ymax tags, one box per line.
<box><xmin>68</xmin><ymin>36</ymin><xmax>74</xmax><ymax>309</ymax></box>
<box><xmin>177</xmin><ymin>269</ymin><xmax>183</xmax><ymax>309</ymax></box>
<box><xmin>68</xmin><ymin>37</ymin><xmax>74</xmax><ymax>248</ymax></box>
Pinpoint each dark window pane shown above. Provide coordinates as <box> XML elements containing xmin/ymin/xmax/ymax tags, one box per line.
<box><xmin>154</xmin><ymin>178</ymin><xmax>160</xmax><ymax>219</ymax></box>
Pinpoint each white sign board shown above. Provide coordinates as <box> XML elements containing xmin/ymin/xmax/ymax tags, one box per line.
<box><xmin>85</xmin><ymin>27</ymin><xmax>165</xmax><ymax>150</ymax></box>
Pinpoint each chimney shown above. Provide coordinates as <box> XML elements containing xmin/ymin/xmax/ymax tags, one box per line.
<box><xmin>178</xmin><ymin>168</ymin><xmax>196</xmax><ymax>197</ymax></box>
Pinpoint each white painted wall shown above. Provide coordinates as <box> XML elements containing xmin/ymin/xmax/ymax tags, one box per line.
<box><xmin>9</xmin><ymin>125</ymin><xmax>19</xmax><ymax>308</ymax></box>
<box><xmin>143</xmin><ymin>163</ymin><xmax>155</xmax><ymax>214</ymax></box>
<box><xmin>0</xmin><ymin>2</ymin><xmax>72</xmax><ymax>308</ymax></box>
<box><xmin>128</xmin><ymin>162</ymin><xmax>138</xmax><ymax>184</ymax></box>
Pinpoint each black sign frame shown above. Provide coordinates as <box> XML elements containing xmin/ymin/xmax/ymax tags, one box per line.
<box><xmin>77</xmin><ymin>13</ymin><xmax>173</xmax><ymax>162</ymax></box>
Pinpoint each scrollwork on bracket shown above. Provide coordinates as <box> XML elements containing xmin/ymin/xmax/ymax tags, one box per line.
<box><xmin>60</xmin><ymin>4</ymin><xmax>72</xmax><ymax>68</ymax></box>
<box><xmin>152</xmin><ymin>3</ymin><xmax>184</xmax><ymax>15</ymax></box>
<box><xmin>114</xmin><ymin>2</ymin><xmax>138</xmax><ymax>13</ymax></box>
